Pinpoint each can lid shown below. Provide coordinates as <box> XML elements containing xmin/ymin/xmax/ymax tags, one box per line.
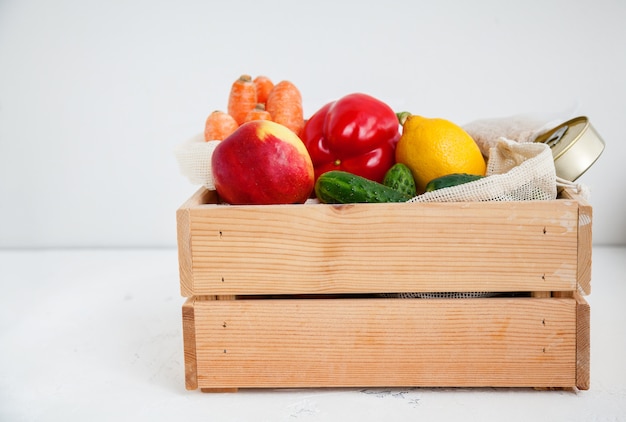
<box><xmin>534</xmin><ymin>116</ymin><xmax>605</xmax><ymax>181</ymax></box>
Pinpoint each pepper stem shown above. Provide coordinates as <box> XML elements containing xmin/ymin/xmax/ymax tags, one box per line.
<box><xmin>396</xmin><ymin>111</ymin><xmax>411</xmax><ymax>125</ymax></box>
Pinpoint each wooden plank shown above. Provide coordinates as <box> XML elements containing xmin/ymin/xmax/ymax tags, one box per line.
<box><xmin>177</xmin><ymin>188</ymin><xmax>219</xmax><ymax>297</ymax></box>
<box><xmin>560</xmin><ymin>188</ymin><xmax>592</xmax><ymax>295</ymax></box>
<box><xmin>201</xmin><ymin>388</ymin><xmax>238</xmax><ymax>393</ymax></box>
<box><xmin>181</xmin><ymin>297</ymin><xmax>198</xmax><ymax>390</ymax></box>
<box><xmin>191</xmin><ymin>297</ymin><xmax>578</xmax><ymax>389</ymax></box>
<box><xmin>576</xmin><ymin>293</ymin><xmax>590</xmax><ymax>390</ymax></box>
<box><xmin>177</xmin><ymin>207</ymin><xmax>193</xmax><ymax>297</ymax></box>
<box><xmin>185</xmin><ymin>295</ymin><xmax>239</xmax><ymax>392</ymax></box>
<box><xmin>185</xmin><ymin>199</ymin><xmax>579</xmax><ymax>295</ymax></box>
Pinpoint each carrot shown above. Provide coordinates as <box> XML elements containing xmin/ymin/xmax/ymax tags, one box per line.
<box><xmin>265</xmin><ymin>80</ymin><xmax>304</xmax><ymax>136</ymax></box>
<box><xmin>227</xmin><ymin>74</ymin><xmax>257</xmax><ymax>125</ymax></box>
<box><xmin>253</xmin><ymin>75</ymin><xmax>274</xmax><ymax>105</ymax></box>
<box><xmin>204</xmin><ymin>110</ymin><xmax>238</xmax><ymax>141</ymax></box>
<box><xmin>244</xmin><ymin>103</ymin><xmax>272</xmax><ymax>122</ymax></box>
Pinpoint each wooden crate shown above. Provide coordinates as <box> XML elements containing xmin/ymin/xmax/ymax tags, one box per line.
<box><xmin>177</xmin><ymin>187</ymin><xmax>592</xmax><ymax>391</ymax></box>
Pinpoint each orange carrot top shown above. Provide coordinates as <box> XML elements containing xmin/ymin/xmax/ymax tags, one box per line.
<box><xmin>244</xmin><ymin>103</ymin><xmax>273</xmax><ymax>122</ymax></box>
<box><xmin>253</xmin><ymin>75</ymin><xmax>274</xmax><ymax>105</ymax></box>
<box><xmin>227</xmin><ymin>74</ymin><xmax>257</xmax><ymax>125</ymax></box>
<box><xmin>204</xmin><ymin>110</ymin><xmax>238</xmax><ymax>141</ymax></box>
<box><xmin>265</xmin><ymin>80</ymin><xmax>304</xmax><ymax>136</ymax></box>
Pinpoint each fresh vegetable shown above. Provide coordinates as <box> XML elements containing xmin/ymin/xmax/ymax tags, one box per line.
<box><xmin>244</xmin><ymin>103</ymin><xmax>272</xmax><ymax>122</ymax></box>
<box><xmin>315</xmin><ymin>170</ymin><xmax>411</xmax><ymax>204</ymax></box>
<box><xmin>253</xmin><ymin>75</ymin><xmax>274</xmax><ymax>105</ymax></box>
<box><xmin>204</xmin><ymin>110</ymin><xmax>239</xmax><ymax>141</ymax></box>
<box><xmin>425</xmin><ymin>173</ymin><xmax>485</xmax><ymax>192</ymax></box>
<box><xmin>266</xmin><ymin>80</ymin><xmax>304</xmax><ymax>136</ymax></box>
<box><xmin>227</xmin><ymin>74</ymin><xmax>258</xmax><ymax>125</ymax></box>
<box><xmin>301</xmin><ymin>93</ymin><xmax>400</xmax><ymax>185</ymax></box>
<box><xmin>383</xmin><ymin>163</ymin><xmax>417</xmax><ymax>197</ymax></box>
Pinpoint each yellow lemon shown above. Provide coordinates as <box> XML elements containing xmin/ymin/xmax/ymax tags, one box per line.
<box><xmin>395</xmin><ymin>115</ymin><xmax>486</xmax><ymax>193</ymax></box>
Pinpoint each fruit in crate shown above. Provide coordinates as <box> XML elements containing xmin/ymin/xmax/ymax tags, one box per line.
<box><xmin>395</xmin><ymin>114</ymin><xmax>486</xmax><ymax>193</ymax></box>
<box><xmin>211</xmin><ymin>120</ymin><xmax>315</xmax><ymax>205</ymax></box>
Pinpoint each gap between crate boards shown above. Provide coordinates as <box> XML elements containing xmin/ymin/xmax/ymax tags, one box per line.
<box><xmin>189</xmin><ymin>291</ymin><xmax>576</xmax><ymax>301</ymax></box>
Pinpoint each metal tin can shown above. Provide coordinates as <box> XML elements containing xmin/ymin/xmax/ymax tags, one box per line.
<box><xmin>534</xmin><ymin>116</ymin><xmax>605</xmax><ymax>181</ymax></box>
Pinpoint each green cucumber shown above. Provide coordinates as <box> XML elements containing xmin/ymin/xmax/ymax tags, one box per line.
<box><xmin>383</xmin><ymin>163</ymin><xmax>417</xmax><ymax>197</ymax></box>
<box><xmin>315</xmin><ymin>171</ymin><xmax>411</xmax><ymax>204</ymax></box>
<box><xmin>425</xmin><ymin>173</ymin><xmax>485</xmax><ymax>192</ymax></box>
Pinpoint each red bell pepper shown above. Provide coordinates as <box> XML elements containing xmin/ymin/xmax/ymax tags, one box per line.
<box><xmin>301</xmin><ymin>93</ymin><xmax>400</xmax><ymax>183</ymax></box>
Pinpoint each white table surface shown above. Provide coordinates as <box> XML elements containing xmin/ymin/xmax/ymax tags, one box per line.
<box><xmin>1</xmin><ymin>246</ymin><xmax>625</xmax><ymax>422</ymax></box>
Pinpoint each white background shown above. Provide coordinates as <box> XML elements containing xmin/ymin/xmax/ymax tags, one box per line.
<box><xmin>1</xmin><ymin>0</ymin><xmax>625</xmax><ymax>248</ymax></box>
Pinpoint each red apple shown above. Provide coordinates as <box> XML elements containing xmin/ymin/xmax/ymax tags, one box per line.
<box><xmin>211</xmin><ymin>120</ymin><xmax>315</xmax><ymax>204</ymax></box>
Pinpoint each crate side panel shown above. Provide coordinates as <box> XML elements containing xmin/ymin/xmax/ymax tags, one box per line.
<box><xmin>187</xmin><ymin>200</ymin><xmax>579</xmax><ymax>295</ymax></box>
<box><xmin>178</xmin><ymin>188</ymin><xmax>220</xmax><ymax>297</ymax></box>
<box><xmin>578</xmin><ymin>203</ymin><xmax>592</xmax><ymax>295</ymax></box>
<box><xmin>576</xmin><ymin>294</ymin><xmax>590</xmax><ymax>390</ymax></box>
<box><xmin>192</xmin><ymin>297</ymin><xmax>577</xmax><ymax>389</ymax></box>
<box><xmin>561</xmin><ymin>188</ymin><xmax>592</xmax><ymax>295</ymax></box>
<box><xmin>182</xmin><ymin>297</ymin><xmax>198</xmax><ymax>390</ymax></box>
<box><xmin>177</xmin><ymin>207</ymin><xmax>193</xmax><ymax>297</ymax></box>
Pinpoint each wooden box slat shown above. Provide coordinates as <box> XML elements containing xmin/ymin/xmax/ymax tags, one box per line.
<box><xmin>177</xmin><ymin>188</ymin><xmax>589</xmax><ymax>297</ymax></box>
<box><xmin>183</xmin><ymin>295</ymin><xmax>589</xmax><ymax>390</ymax></box>
<box><xmin>560</xmin><ymin>189</ymin><xmax>593</xmax><ymax>295</ymax></box>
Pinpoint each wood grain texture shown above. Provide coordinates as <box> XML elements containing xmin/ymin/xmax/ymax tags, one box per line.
<box><xmin>189</xmin><ymin>297</ymin><xmax>579</xmax><ymax>389</ymax></box>
<box><xmin>177</xmin><ymin>207</ymin><xmax>192</xmax><ymax>297</ymax></box>
<box><xmin>177</xmin><ymin>188</ymin><xmax>219</xmax><ymax>297</ymax></box>
<box><xmin>561</xmin><ymin>188</ymin><xmax>593</xmax><ymax>295</ymax></box>
<box><xmin>178</xmin><ymin>188</ymin><xmax>591</xmax><ymax>391</ymax></box>
<box><xmin>179</xmin><ymin>188</ymin><xmax>581</xmax><ymax>296</ymax></box>
<box><xmin>576</xmin><ymin>293</ymin><xmax>590</xmax><ymax>390</ymax></box>
<box><xmin>181</xmin><ymin>297</ymin><xmax>197</xmax><ymax>390</ymax></box>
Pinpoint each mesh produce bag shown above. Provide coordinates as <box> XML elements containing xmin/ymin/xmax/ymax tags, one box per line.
<box><xmin>462</xmin><ymin>110</ymin><xmax>575</xmax><ymax>157</ymax></box>
<box><xmin>174</xmin><ymin>133</ymin><xmax>220</xmax><ymax>190</ymax></box>
<box><xmin>408</xmin><ymin>138</ymin><xmax>557</xmax><ymax>204</ymax></box>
